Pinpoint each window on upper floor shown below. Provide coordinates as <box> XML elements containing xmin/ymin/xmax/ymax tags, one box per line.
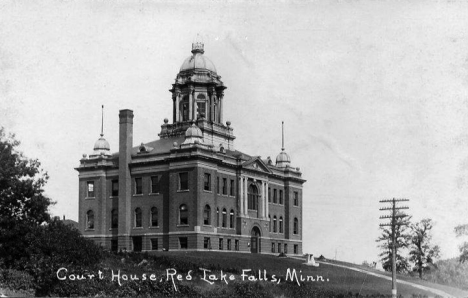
<box><xmin>111</xmin><ymin>180</ymin><xmax>118</xmax><ymax>197</ymax></box>
<box><xmin>268</xmin><ymin>187</ymin><xmax>271</xmax><ymax>203</ymax></box>
<box><xmin>216</xmin><ymin>208</ymin><xmax>220</xmax><ymax>227</ymax></box>
<box><xmin>294</xmin><ymin>217</ymin><xmax>299</xmax><ymax>235</ymax></box>
<box><xmin>230</xmin><ymin>179</ymin><xmax>234</xmax><ymax>196</ymax></box>
<box><xmin>279</xmin><ymin>190</ymin><xmax>283</xmax><ymax>205</ymax></box>
<box><xmin>179</xmin><ymin>172</ymin><xmax>188</xmax><ymax>191</ymax></box>
<box><xmin>204</xmin><ymin>173</ymin><xmax>211</xmax><ymax>191</ymax></box>
<box><xmin>279</xmin><ymin>216</ymin><xmax>283</xmax><ymax>233</ymax></box>
<box><xmin>134</xmin><ymin>208</ymin><xmax>142</xmax><ymax>227</ymax></box>
<box><xmin>248</xmin><ymin>184</ymin><xmax>259</xmax><ymax>210</ymax></box>
<box><xmin>273</xmin><ymin>216</ymin><xmax>277</xmax><ymax>233</ymax></box>
<box><xmin>151</xmin><ymin>207</ymin><xmax>158</xmax><ymax>227</ymax></box>
<box><xmin>294</xmin><ymin>191</ymin><xmax>299</xmax><ymax>206</ymax></box>
<box><xmin>151</xmin><ymin>176</ymin><xmax>160</xmax><ymax>194</ymax></box>
<box><xmin>86</xmin><ymin>210</ymin><xmax>94</xmax><ymax>229</ymax></box>
<box><xmin>229</xmin><ymin>209</ymin><xmax>234</xmax><ymax>228</ymax></box>
<box><xmin>222</xmin><ymin>178</ymin><xmax>227</xmax><ymax>195</ymax></box>
<box><xmin>135</xmin><ymin>178</ymin><xmax>143</xmax><ymax>195</ymax></box>
<box><xmin>222</xmin><ymin>208</ymin><xmax>227</xmax><ymax>228</ymax></box>
<box><xmin>87</xmin><ymin>181</ymin><xmax>95</xmax><ymax>198</ymax></box>
<box><xmin>217</xmin><ymin>177</ymin><xmax>220</xmax><ymax>194</ymax></box>
<box><xmin>273</xmin><ymin>189</ymin><xmax>277</xmax><ymax>204</ymax></box>
<box><xmin>179</xmin><ymin>204</ymin><xmax>188</xmax><ymax>225</ymax></box>
<box><xmin>203</xmin><ymin>205</ymin><xmax>211</xmax><ymax>225</ymax></box>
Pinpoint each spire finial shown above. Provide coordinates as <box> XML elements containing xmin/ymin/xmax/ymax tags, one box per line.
<box><xmin>101</xmin><ymin>105</ymin><xmax>104</xmax><ymax>137</ymax></box>
<box><xmin>192</xmin><ymin>34</ymin><xmax>204</xmax><ymax>54</ymax></box>
<box><xmin>281</xmin><ymin>121</ymin><xmax>284</xmax><ymax>151</ymax></box>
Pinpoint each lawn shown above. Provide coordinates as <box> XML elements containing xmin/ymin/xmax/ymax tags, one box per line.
<box><xmin>140</xmin><ymin>251</ymin><xmax>467</xmax><ymax>297</ymax></box>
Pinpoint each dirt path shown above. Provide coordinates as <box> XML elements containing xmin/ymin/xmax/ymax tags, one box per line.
<box><xmin>290</xmin><ymin>256</ymin><xmax>464</xmax><ymax>298</ymax></box>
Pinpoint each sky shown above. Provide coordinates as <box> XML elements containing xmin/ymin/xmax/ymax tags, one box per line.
<box><xmin>1</xmin><ymin>0</ymin><xmax>468</xmax><ymax>264</ymax></box>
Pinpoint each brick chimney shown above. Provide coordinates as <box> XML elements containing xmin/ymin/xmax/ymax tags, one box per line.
<box><xmin>118</xmin><ymin>109</ymin><xmax>133</xmax><ymax>250</ymax></box>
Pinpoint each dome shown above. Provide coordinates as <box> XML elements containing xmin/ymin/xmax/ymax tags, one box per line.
<box><xmin>179</xmin><ymin>42</ymin><xmax>217</xmax><ymax>73</ymax></box>
<box><xmin>185</xmin><ymin>123</ymin><xmax>203</xmax><ymax>138</ymax></box>
<box><xmin>92</xmin><ymin>134</ymin><xmax>111</xmax><ymax>157</ymax></box>
<box><xmin>275</xmin><ymin>149</ymin><xmax>291</xmax><ymax>168</ymax></box>
<box><xmin>94</xmin><ymin>135</ymin><xmax>110</xmax><ymax>151</ymax></box>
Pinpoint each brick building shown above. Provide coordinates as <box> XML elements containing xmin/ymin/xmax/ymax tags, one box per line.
<box><xmin>76</xmin><ymin>42</ymin><xmax>306</xmax><ymax>254</ymax></box>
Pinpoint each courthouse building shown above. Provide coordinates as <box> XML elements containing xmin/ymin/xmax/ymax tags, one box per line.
<box><xmin>76</xmin><ymin>42</ymin><xmax>306</xmax><ymax>254</ymax></box>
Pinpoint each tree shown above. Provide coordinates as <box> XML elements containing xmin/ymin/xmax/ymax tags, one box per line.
<box><xmin>0</xmin><ymin>127</ymin><xmax>54</xmax><ymax>266</ymax></box>
<box><xmin>376</xmin><ymin>214</ymin><xmax>412</xmax><ymax>273</ymax></box>
<box><xmin>409</xmin><ymin>218</ymin><xmax>440</xmax><ymax>279</ymax></box>
<box><xmin>454</xmin><ymin>224</ymin><xmax>468</xmax><ymax>263</ymax></box>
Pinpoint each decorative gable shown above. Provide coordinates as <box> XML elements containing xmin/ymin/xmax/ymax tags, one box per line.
<box><xmin>242</xmin><ymin>157</ymin><xmax>272</xmax><ymax>174</ymax></box>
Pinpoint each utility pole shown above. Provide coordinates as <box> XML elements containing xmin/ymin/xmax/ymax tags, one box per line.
<box><xmin>379</xmin><ymin>198</ymin><xmax>409</xmax><ymax>298</ymax></box>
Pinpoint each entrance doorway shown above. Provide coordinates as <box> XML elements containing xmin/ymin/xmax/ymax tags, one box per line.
<box><xmin>133</xmin><ymin>236</ymin><xmax>142</xmax><ymax>252</ymax></box>
<box><xmin>250</xmin><ymin>226</ymin><xmax>261</xmax><ymax>253</ymax></box>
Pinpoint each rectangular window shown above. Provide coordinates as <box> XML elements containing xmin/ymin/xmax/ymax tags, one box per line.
<box><xmin>179</xmin><ymin>172</ymin><xmax>188</xmax><ymax>190</ymax></box>
<box><xmin>151</xmin><ymin>176</ymin><xmax>160</xmax><ymax>194</ymax></box>
<box><xmin>151</xmin><ymin>238</ymin><xmax>158</xmax><ymax>250</ymax></box>
<box><xmin>230</xmin><ymin>179</ymin><xmax>234</xmax><ymax>196</ymax></box>
<box><xmin>273</xmin><ymin>189</ymin><xmax>277</xmax><ymax>204</ymax></box>
<box><xmin>217</xmin><ymin>177</ymin><xmax>220</xmax><ymax>194</ymax></box>
<box><xmin>235</xmin><ymin>240</ymin><xmax>239</xmax><ymax>251</ymax></box>
<box><xmin>284</xmin><ymin>244</ymin><xmax>288</xmax><ymax>254</ymax></box>
<box><xmin>111</xmin><ymin>239</ymin><xmax>118</xmax><ymax>252</ymax></box>
<box><xmin>272</xmin><ymin>243</ymin><xmax>275</xmax><ymax>253</ymax></box>
<box><xmin>227</xmin><ymin>239</ymin><xmax>231</xmax><ymax>250</ymax></box>
<box><xmin>278</xmin><ymin>243</ymin><xmax>281</xmax><ymax>253</ymax></box>
<box><xmin>111</xmin><ymin>180</ymin><xmax>119</xmax><ymax>197</ymax></box>
<box><xmin>179</xmin><ymin>237</ymin><xmax>188</xmax><ymax>249</ymax></box>
<box><xmin>135</xmin><ymin>178</ymin><xmax>143</xmax><ymax>195</ymax></box>
<box><xmin>204</xmin><ymin>173</ymin><xmax>211</xmax><ymax>191</ymax></box>
<box><xmin>294</xmin><ymin>245</ymin><xmax>298</xmax><ymax>254</ymax></box>
<box><xmin>204</xmin><ymin>237</ymin><xmax>211</xmax><ymax>249</ymax></box>
<box><xmin>279</xmin><ymin>190</ymin><xmax>283</xmax><ymax>205</ymax></box>
<box><xmin>294</xmin><ymin>192</ymin><xmax>299</xmax><ymax>206</ymax></box>
<box><xmin>222</xmin><ymin>178</ymin><xmax>227</xmax><ymax>195</ymax></box>
<box><xmin>268</xmin><ymin>187</ymin><xmax>271</xmax><ymax>203</ymax></box>
<box><xmin>219</xmin><ymin>238</ymin><xmax>223</xmax><ymax>250</ymax></box>
<box><xmin>87</xmin><ymin>181</ymin><xmax>95</xmax><ymax>197</ymax></box>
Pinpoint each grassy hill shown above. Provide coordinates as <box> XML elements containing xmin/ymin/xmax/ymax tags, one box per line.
<box><xmin>121</xmin><ymin>251</ymin><xmax>467</xmax><ymax>297</ymax></box>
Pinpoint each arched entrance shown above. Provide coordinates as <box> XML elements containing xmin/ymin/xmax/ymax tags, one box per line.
<box><xmin>250</xmin><ymin>226</ymin><xmax>261</xmax><ymax>253</ymax></box>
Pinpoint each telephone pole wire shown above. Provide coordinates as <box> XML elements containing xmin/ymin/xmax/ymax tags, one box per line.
<box><xmin>379</xmin><ymin>198</ymin><xmax>409</xmax><ymax>298</ymax></box>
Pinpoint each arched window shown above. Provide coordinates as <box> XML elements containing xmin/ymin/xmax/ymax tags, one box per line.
<box><xmin>151</xmin><ymin>207</ymin><xmax>158</xmax><ymax>227</ymax></box>
<box><xmin>273</xmin><ymin>216</ymin><xmax>277</xmax><ymax>233</ymax></box>
<box><xmin>216</xmin><ymin>208</ymin><xmax>219</xmax><ymax>227</ymax></box>
<box><xmin>135</xmin><ymin>208</ymin><xmax>142</xmax><ymax>227</ymax></box>
<box><xmin>229</xmin><ymin>209</ymin><xmax>234</xmax><ymax>228</ymax></box>
<box><xmin>196</xmin><ymin>94</ymin><xmax>206</xmax><ymax>119</ymax></box>
<box><xmin>279</xmin><ymin>216</ymin><xmax>283</xmax><ymax>233</ymax></box>
<box><xmin>111</xmin><ymin>209</ymin><xmax>118</xmax><ymax>229</ymax></box>
<box><xmin>248</xmin><ymin>184</ymin><xmax>259</xmax><ymax>210</ymax></box>
<box><xmin>294</xmin><ymin>217</ymin><xmax>298</xmax><ymax>234</ymax></box>
<box><xmin>222</xmin><ymin>208</ymin><xmax>227</xmax><ymax>228</ymax></box>
<box><xmin>180</xmin><ymin>204</ymin><xmax>188</xmax><ymax>225</ymax></box>
<box><xmin>203</xmin><ymin>205</ymin><xmax>211</xmax><ymax>225</ymax></box>
<box><xmin>86</xmin><ymin>210</ymin><xmax>94</xmax><ymax>229</ymax></box>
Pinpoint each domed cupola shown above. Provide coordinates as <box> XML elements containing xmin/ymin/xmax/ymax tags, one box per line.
<box><xmin>183</xmin><ymin>122</ymin><xmax>204</xmax><ymax>145</ymax></box>
<box><xmin>179</xmin><ymin>42</ymin><xmax>217</xmax><ymax>74</ymax></box>
<box><xmin>275</xmin><ymin>121</ymin><xmax>291</xmax><ymax>168</ymax></box>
